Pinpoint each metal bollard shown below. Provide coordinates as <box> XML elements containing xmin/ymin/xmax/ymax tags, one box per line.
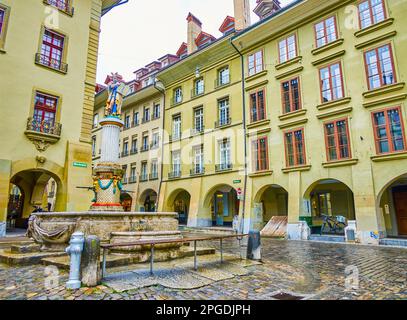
<box><xmin>65</xmin><ymin>232</ymin><xmax>85</xmax><ymax>290</ymax></box>
<box><xmin>247</xmin><ymin>230</ymin><xmax>262</xmax><ymax>261</ymax></box>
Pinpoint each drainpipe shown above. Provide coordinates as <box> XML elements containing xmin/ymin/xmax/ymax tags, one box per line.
<box><xmin>154</xmin><ymin>80</ymin><xmax>166</xmax><ymax>212</ymax></box>
<box><xmin>230</xmin><ymin>39</ymin><xmax>248</xmax><ymax>234</ymax></box>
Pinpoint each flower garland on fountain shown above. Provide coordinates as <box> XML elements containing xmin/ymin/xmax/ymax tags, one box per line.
<box><xmin>90</xmin><ymin>73</ymin><xmax>129</xmax><ymax>212</ymax></box>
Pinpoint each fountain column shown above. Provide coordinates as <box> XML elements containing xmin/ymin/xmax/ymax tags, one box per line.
<box><xmin>90</xmin><ymin>116</ymin><xmax>124</xmax><ymax>212</ymax></box>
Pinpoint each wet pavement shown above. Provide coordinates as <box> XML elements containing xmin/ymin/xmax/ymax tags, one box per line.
<box><xmin>0</xmin><ymin>239</ymin><xmax>406</xmax><ymax>300</ymax></box>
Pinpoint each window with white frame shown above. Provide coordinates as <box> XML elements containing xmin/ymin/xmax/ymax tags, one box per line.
<box><xmin>219</xmin><ymin>139</ymin><xmax>231</xmax><ymax>170</ymax></box>
<box><xmin>172</xmin><ymin>150</ymin><xmax>181</xmax><ymax>174</ymax></box>
<box><xmin>218</xmin><ymin>67</ymin><xmax>230</xmax><ymax>86</ymax></box>
<box><xmin>193</xmin><ymin>145</ymin><xmax>204</xmax><ymax>174</ymax></box>
<box><xmin>172</xmin><ymin>115</ymin><xmax>182</xmax><ymax>140</ymax></box>
<box><xmin>248</xmin><ymin>50</ymin><xmax>264</xmax><ymax>76</ymax></box>
<box><xmin>194</xmin><ymin>107</ymin><xmax>204</xmax><ymax>133</ymax></box>
<box><xmin>194</xmin><ymin>78</ymin><xmax>204</xmax><ymax>95</ymax></box>
<box><xmin>218</xmin><ymin>98</ymin><xmax>230</xmax><ymax>126</ymax></box>
<box><xmin>174</xmin><ymin>87</ymin><xmax>183</xmax><ymax>104</ymax></box>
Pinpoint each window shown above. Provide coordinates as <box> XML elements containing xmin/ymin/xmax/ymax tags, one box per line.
<box><xmin>314</xmin><ymin>16</ymin><xmax>338</xmax><ymax>48</ymax></box>
<box><xmin>324</xmin><ymin>119</ymin><xmax>351</xmax><ymax>162</ymax></box>
<box><xmin>364</xmin><ymin>44</ymin><xmax>395</xmax><ymax>90</ymax></box>
<box><xmin>282</xmin><ymin>78</ymin><xmax>301</xmax><ymax>114</ymax></box>
<box><xmin>141</xmin><ymin>162</ymin><xmax>148</xmax><ymax>181</ymax></box>
<box><xmin>172</xmin><ymin>115</ymin><xmax>182</xmax><ymax>140</ymax></box>
<box><xmin>92</xmin><ymin>136</ymin><xmax>96</xmax><ymax>157</ymax></box>
<box><xmin>124</xmin><ymin>114</ymin><xmax>130</xmax><ymax>129</ymax></box>
<box><xmin>142</xmin><ymin>134</ymin><xmax>149</xmax><ymax>151</ymax></box>
<box><xmin>359</xmin><ymin>0</ymin><xmax>386</xmax><ymax>29</ymax></box>
<box><xmin>219</xmin><ymin>139</ymin><xmax>231</xmax><ymax>170</ymax></box>
<box><xmin>143</xmin><ymin>107</ymin><xmax>150</xmax><ymax>123</ymax></box>
<box><xmin>33</xmin><ymin>92</ymin><xmax>59</xmax><ymax>132</ymax></box>
<box><xmin>194</xmin><ymin>107</ymin><xmax>204</xmax><ymax>133</ymax></box>
<box><xmin>38</xmin><ymin>29</ymin><xmax>66</xmax><ymax>72</ymax></box>
<box><xmin>194</xmin><ymin>78</ymin><xmax>204</xmax><ymax>96</ymax></box>
<box><xmin>319</xmin><ymin>62</ymin><xmax>344</xmax><ymax>103</ymax></box>
<box><xmin>252</xmin><ymin>137</ymin><xmax>269</xmax><ymax>172</ymax></box>
<box><xmin>172</xmin><ymin>150</ymin><xmax>181</xmax><ymax>175</ymax></box>
<box><xmin>193</xmin><ymin>145</ymin><xmax>204</xmax><ymax>174</ymax></box>
<box><xmin>250</xmin><ymin>89</ymin><xmax>266</xmax><ymax>123</ymax></box>
<box><xmin>130</xmin><ymin>166</ymin><xmax>137</xmax><ymax>182</ymax></box>
<box><xmin>150</xmin><ymin>160</ymin><xmax>158</xmax><ymax>179</ymax></box>
<box><xmin>218</xmin><ymin>98</ymin><xmax>230</xmax><ymax>127</ymax></box>
<box><xmin>279</xmin><ymin>35</ymin><xmax>297</xmax><ymax>63</ymax></box>
<box><xmin>218</xmin><ymin>67</ymin><xmax>230</xmax><ymax>86</ymax></box>
<box><xmin>152</xmin><ymin>132</ymin><xmax>160</xmax><ymax>148</ymax></box>
<box><xmin>131</xmin><ymin>137</ymin><xmax>138</xmax><ymax>153</ymax></box>
<box><xmin>133</xmin><ymin>112</ymin><xmax>139</xmax><ymax>126</ymax></box>
<box><xmin>122</xmin><ymin>140</ymin><xmax>129</xmax><ymax>156</ymax></box>
<box><xmin>93</xmin><ymin>113</ymin><xmax>99</xmax><ymax>129</ymax></box>
<box><xmin>248</xmin><ymin>50</ymin><xmax>264</xmax><ymax>76</ymax></box>
<box><xmin>285</xmin><ymin>129</ymin><xmax>306</xmax><ymax>167</ymax></box>
<box><xmin>153</xmin><ymin>103</ymin><xmax>160</xmax><ymax>119</ymax></box>
<box><xmin>372</xmin><ymin>107</ymin><xmax>406</xmax><ymax>154</ymax></box>
<box><xmin>0</xmin><ymin>8</ymin><xmax>5</xmax><ymax>37</ymax></box>
<box><xmin>174</xmin><ymin>87</ymin><xmax>183</xmax><ymax>104</ymax></box>
<box><xmin>46</xmin><ymin>0</ymin><xmax>72</xmax><ymax>15</ymax></box>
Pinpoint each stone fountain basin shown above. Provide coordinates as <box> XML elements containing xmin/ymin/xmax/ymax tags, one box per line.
<box><xmin>30</xmin><ymin>212</ymin><xmax>180</xmax><ymax>251</ymax></box>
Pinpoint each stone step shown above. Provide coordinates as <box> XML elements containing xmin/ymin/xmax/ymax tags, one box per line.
<box><xmin>42</xmin><ymin>246</ymin><xmax>216</xmax><ymax>270</ymax></box>
<box><xmin>182</xmin><ymin>227</ymin><xmax>236</xmax><ymax>235</ymax></box>
<box><xmin>379</xmin><ymin>238</ymin><xmax>407</xmax><ymax>247</ymax></box>
<box><xmin>0</xmin><ymin>249</ymin><xmax>67</xmax><ymax>266</ymax></box>
<box><xmin>309</xmin><ymin>235</ymin><xmax>346</xmax><ymax>243</ymax></box>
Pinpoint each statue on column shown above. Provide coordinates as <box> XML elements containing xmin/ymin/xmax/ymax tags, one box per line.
<box><xmin>104</xmin><ymin>73</ymin><xmax>129</xmax><ymax>118</ymax></box>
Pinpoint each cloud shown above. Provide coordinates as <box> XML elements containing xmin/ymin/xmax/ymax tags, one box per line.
<box><xmin>97</xmin><ymin>0</ymin><xmax>295</xmax><ymax>83</ymax></box>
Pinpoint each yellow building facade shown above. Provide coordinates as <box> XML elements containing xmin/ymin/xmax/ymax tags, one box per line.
<box><xmin>0</xmin><ymin>0</ymin><xmax>122</xmax><ymax>235</ymax></box>
<box><xmin>156</xmin><ymin>0</ymin><xmax>407</xmax><ymax>244</ymax></box>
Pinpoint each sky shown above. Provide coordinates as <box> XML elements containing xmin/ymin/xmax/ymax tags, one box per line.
<box><xmin>97</xmin><ymin>0</ymin><xmax>294</xmax><ymax>84</ymax></box>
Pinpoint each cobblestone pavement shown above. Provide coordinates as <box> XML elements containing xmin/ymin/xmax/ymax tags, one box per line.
<box><xmin>0</xmin><ymin>239</ymin><xmax>406</xmax><ymax>300</ymax></box>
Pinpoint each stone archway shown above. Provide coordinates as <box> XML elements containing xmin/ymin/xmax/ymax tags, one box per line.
<box><xmin>138</xmin><ymin>189</ymin><xmax>157</xmax><ymax>212</ymax></box>
<box><xmin>166</xmin><ymin>189</ymin><xmax>191</xmax><ymax>225</ymax></box>
<box><xmin>203</xmin><ymin>184</ymin><xmax>239</xmax><ymax>227</ymax></box>
<box><xmin>377</xmin><ymin>173</ymin><xmax>407</xmax><ymax>238</ymax></box>
<box><xmin>253</xmin><ymin>184</ymin><xmax>288</xmax><ymax>230</ymax></box>
<box><xmin>303</xmin><ymin>179</ymin><xmax>355</xmax><ymax>235</ymax></box>
<box><xmin>9</xmin><ymin>168</ymin><xmax>63</xmax><ymax>229</ymax></box>
<box><xmin>120</xmin><ymin>192</ymin><xmax>133</xmax><ymax>212</ymax></box>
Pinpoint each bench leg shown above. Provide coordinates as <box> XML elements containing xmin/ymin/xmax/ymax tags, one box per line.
<box><xmin>150</xmin><ymin>244</ymin><xmax>154</xmax><ymax>276</ymax></box>
<box><xmin>102</xmin><ymin>248</ymin><xmax>107</xmax><ymax>279</ymax></box>
<box><xmin>194</xmin><ymin>240</ymin><xmax>197</xmax><ymax>271</ymax></box>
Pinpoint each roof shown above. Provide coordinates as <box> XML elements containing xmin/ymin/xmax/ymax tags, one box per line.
<box><xmin>101</xmin><ymin>0</ymin><xmax>127</xmax><ymax>16</ymax></box>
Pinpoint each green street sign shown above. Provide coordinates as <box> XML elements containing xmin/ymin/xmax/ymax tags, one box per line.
<box><xmin>73</xmin><ymin>162</ymin><xmax>88</xmax><ymax>168</ymax></box>
<box><xmin>233</xmin><ymin>180</ymin><xmax>242</xmax><ymax>184</ymax></box>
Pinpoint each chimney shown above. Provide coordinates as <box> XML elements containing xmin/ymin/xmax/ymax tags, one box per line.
<box><xmin>253</xmin><ymin>0</ymin><xmax>281</xmax><ymax>20</ymax></box>
<box><xmin>186</xmin><ymin>13</ymin><xmax>202</xmax><ymax>54</ymax></box>
<box><xmin>233</xmin><ymin>0</ymin><xmax>251</xmax><ymax>31</ymax></box>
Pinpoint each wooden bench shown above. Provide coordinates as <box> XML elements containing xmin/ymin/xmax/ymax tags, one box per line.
<box><xmin>100</xmin><ymin>234</ymin><xmax>249</xmax><ymax>278</ymax></box>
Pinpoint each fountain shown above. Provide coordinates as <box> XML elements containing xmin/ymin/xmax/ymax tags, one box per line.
<box><xmin>8</xmin><ymin>73</ymin><xmax>188</xmax><ymax>264</ymax></box>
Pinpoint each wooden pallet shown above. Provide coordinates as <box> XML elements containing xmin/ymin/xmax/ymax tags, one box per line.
<box><xmin>260</xmin><ymin>216</ymin><xmax>288</xmax><ymax>238</ymax></box>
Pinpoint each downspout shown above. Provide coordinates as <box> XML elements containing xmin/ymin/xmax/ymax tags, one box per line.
<box><xmin>154</xmin><ymin>80</ymin><xmax>166</xmax><ymax>212</ymax></box>
<box><xmin>230</xmin><ymin>39</ymin><xmax>248</xmax><ymax>234</ymax></box>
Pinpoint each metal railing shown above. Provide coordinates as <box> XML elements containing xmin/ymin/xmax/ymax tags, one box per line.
<box><xmin>35</xmin><ymin>53</ymin><xmax>68</xmax><ymax>73</ymax></box>
<box><xmin>149</xmin><ymin>172</ymin><xmax>159</xmax><ymax>180</ymax></box>
<box><xmin>191</xmin><ymin>126</ymin><xmax>205</xmax><ymax>135</ymax></box>
<box><xmin>190</xmin><ymin>167</ymin><xmax>205</xmax><ymax>176</ymax></box>
<box><xmin>139</xmin><ymin>174</ymin><xmax>148</xmax><ymax>182</ymax></box>
<box><xmin>191</xmin><ymin>87</ymin><xmax>205</xmax><ymax>98</ymax></box>
<box><xmin>130</xmin><ymin>148</ymin><xmax>138</xmax><ymax>155</ymax></box>
<box><xmin>214</xmin><ymin>76</ymin><xmax>230</xmax><ymax>88</ymax></box>
<box><xmin>121</xmin><ymin>150</ymin><xmax>129</xmax><ymax>158</ymax></box>
<box><xmin>26</xmin><ymin>117</ymin><xmax>62</xmax><ymax>136</ymax></box>
<box><xmin>215</xmin><ymin>163</ymin><xmax>233</xmax><ymax>172</ymax></box>
<box><xmin>168</xmin><ymin>170</ymin><xmax>181</xmax><ymax>179</ymax></box>
<box><xmin>215</xmin><ymin>117</ymin><xmax>231</xmax><ymax>128</ymax></box>
<box><xmin>128</xmin><ymin>176</ymin><xmax>137</xmax><ymax>184</ymax></box>
<box><xmin>140</xmin><ymin>145</ymin><xmax>150</xmax><ymax>152</ymax></box>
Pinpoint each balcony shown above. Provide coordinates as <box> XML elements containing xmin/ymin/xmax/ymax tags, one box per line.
<box><xmin>168</xmin><ymin>170</ymin><xmax>181</xmax><ymax>179</ymax></box>
<box><xmin>121</xmin><ymin>150</ymin><xmax>129</xmax><ymax>158</ymax></box>
<box><xmin>35</xmin><ymin>53</ymin><xmax>68</xmax><ymax>74</ymax></box>
<box><xmin>215</xmin><ymin>76</ymin><xmax>230</xmax><ymax>88</ymax></box>
<box><xmin>169</xmin><ymin>134</ymin><xmax>182</xmax><ymax>142</ymax></box>
<box><xmin>215</xmin><ymin>117</ymin><xmax>231</xmax><ymax>128</ymax></box>
<box><xmin>190</xmin><ymin>166</ymin><xmax>205</xmax><ymax>176</ymax></box>
<box><xmin>140</xmin><ymin>145</ymin><xmax>150</xmax><ymax>153</ymax></box>
<box><xmin>139</xmin><ymin>174</ymin><xmax>148</xmax><ymax>182</ymax></box>
<box><xmin>43</xmin><ymin>0</ymin><xmax>74</xmax><ymax>16</ymax></box>
<box><xmin>215</xmin><ymin>163</ymin><xmax>233</xmax><ymax>172</ymax></box>
<box><xmin>191</xmin><ymin>87</ymin><xmax>205</xmax><ymax>98</ymax></box>
<box><xmin>130</xmin><ymin>148</ymin><xmax>138</xmax><ymax>155</ymax></box>
<box><xmin>129</xmin><ymin>176</ymin><xmax>137</xmax><ymax>184</ymax></box>
<box><xmin>149</xmin><ymin>172</ymin><xmax>159</xmax><ymax>180</ymax></box>
<box><xmin>24</xmin><ymin>117</ymin><xmax>62</xmax><ymax>151</ymax></box>
<box><xmin>191</xmin><ymin>126</ymin><xmax>205</xmax><ymax>136</ymax></box>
